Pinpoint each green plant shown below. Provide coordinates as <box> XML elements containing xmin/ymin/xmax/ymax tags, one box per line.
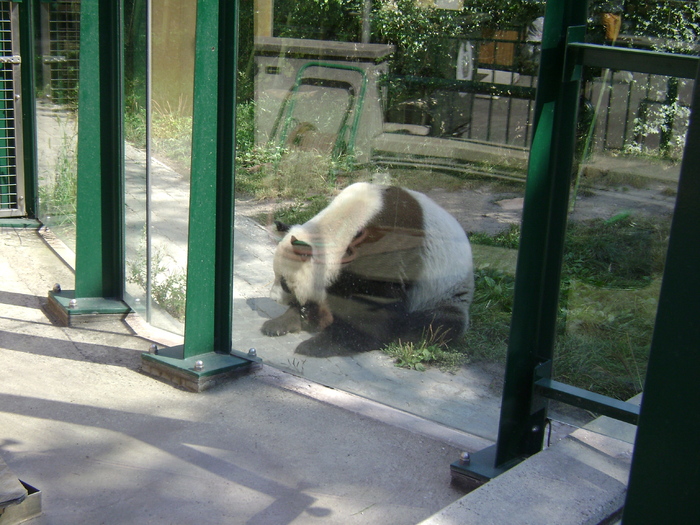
<box><xmin>462</xmin><ymin>214</ymin><xmax>670</xmax><ymax>400</ymax></box>
<box><xmin>469</xmin><ymin>223</ymin><xmax>521</xmax><ymax>250</ymax></box>
<box><xmin>127</xmin><ymin>245</ymin><xmax>187</xmax><ymax>322</ymax></box>
<box><xmin>562</xmin><ymin>214</ymin><xmax>670</xmax><ymax>289</ymax></box>
<box><xmin>150</xmin><ymin>98</ymin><xmax>193</xmax><ymax>176</ymax></box>
<box><xmin>461</xmin><ymin>267</ymin><xmax>515</xmax><ymax>363</ymax></box>
<box><xmin>555</xmin><ymin>280</ymin><xmax>658</xmax><ymax>400</ymax></box>
<box><xmin>384</xmin><ymin>326</ymin><xmax>464</xmax><ymax>371</ymax></box>
<box><xmin>269</xmin><ymin>195</ymin><xmax>331</xmax><ymax>226</ymax></box>
<box><xmin>39</xmin><ymin>129</ymin><xmax>78</xmax><ymax>228</ymax></box>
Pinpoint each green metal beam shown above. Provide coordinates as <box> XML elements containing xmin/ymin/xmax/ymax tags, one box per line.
<box><xmin>74</xmin><ymin>0</ymin><xmax>125</xmax><ymax>300</ymax></box>
<box><xmin>493</xmin><ymin>0</ymin><xmax>587</xmax><ymax>467</ymax></box>
<box><xmin>568</xmin><ymin>43</ymin><xmax>699</xmax><ymax>79</ymax></box>
<box><xmin>142</xmin><ymin>0</ymin><xmax>259</xmax><ymax>388</ymax></box>
<box><xmin>452</xmin><ymin>1</ymin><xmax>589</xmax><ymax>484</ymax></box>
<box><xmin>534</xmin><ymin>378</ymin><xmax>640</xmax><ymax>425</ymax></box>
<box><xmin>181</xmin><ymin>0</ymin><xmax>238</xmax><ymax>358</ymax></box>
<box><xmin>623</xmin><ymin>63</ymin><xmax>700</xmax><ymax>524</ymax></box>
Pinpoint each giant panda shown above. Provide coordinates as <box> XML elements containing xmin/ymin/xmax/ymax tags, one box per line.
<box><xmin>261</xmin><ymin>182</ymin><xmax>474</xmax><ymax>356</ymax></box>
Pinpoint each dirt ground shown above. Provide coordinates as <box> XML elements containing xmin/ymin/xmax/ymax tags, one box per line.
<box><xmin>418</xmin><ymin>178</ymin><xmax>676</xmax><ymax>236</ymax></box>
<box><xmin>236</xmin><ymin>175</ymin><xmax>677</xmax><ymax>238</ymax></box>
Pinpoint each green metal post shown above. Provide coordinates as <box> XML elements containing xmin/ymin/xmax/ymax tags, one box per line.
<box><xmin>451</xmin><ymin>1</ymin><xmax>588</xmax><ymax>485</ymax></box>
<box><xmin>622</xmin><ymin>65</ymin><xmax>700</xmax><ymax>524</ymax></box>
<box><xmin>19</xmin><ymin>0</ymin><xmax>38</xmax><ymax>218</ymax></box>
<box><xmin>47</xmin><ymin>0</ymin><xmax>130</xmax><ymax>322</ymax></box>
<box><xmin>74</xmin><ymin>0</ymin><xmax>124</xmax><ymax>299</ymax></box>
<box><xmin>493</xmin><ymin>0</ymin><xmax>587</xmax><ymax>467</ymax></box>
<box><xmin>140</xmin><ymin>0</ymin><xmax>258</xmax><ymax>391</ymax></box>
<box><xmin>182</xmin><ymin>0</ymin><xmax>237</xmax><ymax>357</ymax></box>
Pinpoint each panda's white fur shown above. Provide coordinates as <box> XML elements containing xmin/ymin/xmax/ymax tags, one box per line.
<box><xmin>265</xmin><ymin>182</ymin><xmax>474</xmax><ymax>354</ymax></box>
<box><xmin>270</xmin><ymin>182</ymin><xmax>385</xmax><ymax>308</ymax></box>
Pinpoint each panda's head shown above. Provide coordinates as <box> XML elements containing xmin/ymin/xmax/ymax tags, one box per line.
<box><xmin>270</xmin><ymin>220</ymin><xmax>328</xmax><ymax>308</ymax></box>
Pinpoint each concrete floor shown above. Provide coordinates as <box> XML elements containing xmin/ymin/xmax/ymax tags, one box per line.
<box><xmin>1</xmin><ymin>227</ymin><xmax>485</xmax><ymax>525</ymax></box>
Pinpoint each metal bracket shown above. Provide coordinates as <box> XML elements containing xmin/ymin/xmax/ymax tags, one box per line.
<box><xmin>533</xmin><ymin>361</ymin><xmax>640</xmax><ymax>425</ymax></box>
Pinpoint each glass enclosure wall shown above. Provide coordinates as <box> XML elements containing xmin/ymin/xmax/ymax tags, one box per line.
<box><xmin>122</xmin><ymin>0</ymin><xmax>192</xmax><ymax>335</ymax></box>
<box><xmin>28</xmin><ymin>1</ymin><xmax>694</xmax><ymax>441</ymax></box>
<box><xmin>233</xmin><ymin>1</ymin><xmax>542</xmax><ymax>440</ymax></box>
<box><xmin>533</xmin><ymin>2</ymin><xmax>692</xmax><ymax>433</ymax></box>
<box><xmin>35</xmin><ymin>0</ymin><xmax>80</xmax><ymax>249</ymax></box>
<box><xmin>230</xmin><ymin>1</ymin><xmax>690</xmax><ymax>440</ymax></box>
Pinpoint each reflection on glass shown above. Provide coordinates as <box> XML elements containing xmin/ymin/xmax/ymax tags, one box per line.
<box><xmin>123</xmin><ymin>0</ymin><xmax>194</xmax><ymax>335</ymax></box>
<box><xmin>232</xmin><ymin>3</ymin><xmax>551</xmax><ymax>441</ymax></box>
<box><xmin>551</xmin><ymin>66</ymin><xmax>689</xmax><ymax>433</ymax></box>
<box><xmin>123</xmin><ymin>0</ymin><xmax>149</xmax><ymax>320</ymax></box>
<box><xmin>35</xmin><ymin>0</ymin><xmax>80</xmax><ymax>251</ymax></box>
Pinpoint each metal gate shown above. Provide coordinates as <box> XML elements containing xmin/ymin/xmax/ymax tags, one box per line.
<box><xmin>0</xmin><ymin>1</ymin><xmax>23</xmax><ymax>218</ymax></box>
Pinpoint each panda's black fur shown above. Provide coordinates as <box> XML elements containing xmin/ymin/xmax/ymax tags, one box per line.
<box><xmin>262</xmin><ymin>182</ymin><xmax>474</xmax><ymax>356</ymax></box>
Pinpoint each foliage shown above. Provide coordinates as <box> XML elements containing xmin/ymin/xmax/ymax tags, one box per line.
<box><xmin>468</xmin><ymin>223</ymin><xmax>521</xmax><ymax>250</ymax></box>
<box><xmin>269</xmin><ymin>195</ymin><xmax>331</xmax><ymax>226</ymax></box>
<box><xmin>555</xmin><ymin>279</ymin><xmax>657</xmax><ymax>399</ymax></box>
<box><xmin>274</xmin><ymin>0</ymin><xmax>364</xmax><ymax>41</ymax></box>
<box><xmin>461</xmin><ymin>267</ymin><xmax>515</xmax><ymax>363</ymax></box>
<box><xmin>39</xmin><ymin>129</ymin><xmax>78</xmax><ymax>228</ymax></box>
<box><xmin>626</xmin><ymin>0</ymin><xmax>700</xmax><ymax>53</ymax></box>
<box><xmin>624</xmin><ymin>77</ymin><xmax>691</xmax><ymax>160</ymax></box>
<box><xmin>127</xmin><ymin>244</ymin><xmax>187</xmax><ymax>322</ymax></box>
<box><xmin>384</xmin><ymin>326</ymin><xmax>464</xmax><ymax>370</ymax></box>
<box><xmin>562</xmin><ymin>213</ymin><xmax>670</xmax><ymax>289</ymax></box>
<box><xmin>461</xmin><ymin>213</ymin><xmax>671</xmax><ymax>400</ymax></box>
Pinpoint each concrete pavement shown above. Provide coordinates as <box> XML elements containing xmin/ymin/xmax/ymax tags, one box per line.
<box><xmin>1</xmin><ymin>227</ymin><xmax>475</xmax><ymax>524</ymax></box>
<box><xmin>0</xmin><ymin>227</ymin><xmax>635</xmax><ymax>525</ymax></box>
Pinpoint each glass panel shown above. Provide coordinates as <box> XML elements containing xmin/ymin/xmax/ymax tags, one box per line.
<box><xmin>35</xmin><ymin>0</ymin><xmax>80</xmax><ymax>250</ymax></box>
<box><xmin>231</xmin><ymin>1</ymin><xmax>550</xmax><ymax>441</ymax></box>
<box><xmin>124</xmin><ymin>0</ymin><xmax>149</xmax><ymax>319</ymax></box>
<box><xmin>123</xmin><ymin>0</ymin><xmax>194</xmax><ymax>335</ymax></box>
<box><xmin>551</xmin><ymin>63</ymin><xmax>690</xmax><ymax>438</ymax></box>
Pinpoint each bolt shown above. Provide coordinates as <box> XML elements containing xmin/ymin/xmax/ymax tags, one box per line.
<box><xmin>68</xmin><ymin>298</ymin><xmax>77</xmax><ymax>309</ymax></box>
<box><xmin>248</xmin><ymin>348</ymin><xmax>257</xmax><ymax>357</ymax></box>
<box><xmin>194</xmin><ymin>360</ymin><xmax>204</xmax><ymax>371</ymax></box>
<box><xmin>52</xmin><ymin>283</ymin><xmax>61</xmax><ymax>293</ymax></box>
<box><xmin>459</xmin><ymin>451</ymin><xmax>471</xmax><ymax>465</ymax></box>
<box><xmin>149</xmin><ymin>343</ymin><xmax>158</xmax><ymax>355</ymax></box>
<box><xmin>532</xmin><ymin>425</ymin><xmax>541</xmax><ymax>433</ymax></box>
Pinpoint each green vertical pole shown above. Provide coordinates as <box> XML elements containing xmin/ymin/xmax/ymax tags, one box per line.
<box><xmin>19</xmin><ymin>0</ymin><xmax>39</xmax><ymax>218</ymax></box>
<box><xmin>451</xmin><ymin>1</ymin><xmax>589</xmax><ymax>484</ymax></box>
<box><xmin>182</xmin><ymin>0</ymin><xmax>237</xmax><ymax>358</ymax></box>
<box><xmin>141</xmin><ymin>0</ymin><xmax>257</xmax><ymax>391</ymax></box>
<box><xmin>48</xmin><ymin>0</ymin><xmax>130</xmax><ymax>322</ymax></box>
<box><xmin>494</xmin><ymin>0</ymin><xmax>587</xmax><ymax>466</ymax></box>
<box><xmin>622</xmin><ymin>65</ymin><xmax>700</xmax><ymax>524</ymax></box>
<box><xmin>74</xmin><ymin>0</ymin><xmax>124</xmax><ymax>299</ymax></box>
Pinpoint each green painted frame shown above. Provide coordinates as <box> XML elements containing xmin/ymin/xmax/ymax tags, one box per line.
<box><xmin>141</xmin><ymin>0</ymin><xmax>258</xmax><ymax>388</ymax></box>
<box><xmin>453</xmin><ymin>4</ymin><xmax>700</xmax><ymax>512</ymax></box>
<box><xmin>623</xmin><ymin>62</ymin><xmax>700</xmax><ymax>524</ymax></box>
<box><xmin>48</xmin><ymin>0</ymin><xmax>130</xmax><ymax>320</ymax></box>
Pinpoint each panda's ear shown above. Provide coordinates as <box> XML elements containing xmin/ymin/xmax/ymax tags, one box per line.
<box><xmin>290</xmin><ymin>236</ymin><xmax>312</xmax><ymax>259</ymax></box>
<box><xmin>274</xmin><ymin>220</ymin><xmax>292</xmax><ymax>233</ymax></box>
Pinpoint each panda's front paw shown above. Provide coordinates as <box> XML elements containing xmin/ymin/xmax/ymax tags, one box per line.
<box><xmin>261</xmin><ymin>305</ymin><xmax>302</xmax><ymax>336</ymax></box>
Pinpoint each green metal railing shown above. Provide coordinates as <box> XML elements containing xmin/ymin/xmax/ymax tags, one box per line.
<box><xmin>452</xmin><ymin>0</ymin><xmax>700</xmax><ymax>520</ymax></box>
<box><xmin>140</xmin><ymin>0</ymin><xmax>258</xmax><ymax>389</ymax></box>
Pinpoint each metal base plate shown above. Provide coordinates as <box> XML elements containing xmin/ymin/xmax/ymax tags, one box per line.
<box><xmin>141</xmin><ymin>346</ymin><xmax>262</xmax><ymax>392</ymax></box>
<box><xmin>47</xmin><ymin>290</ymin><xmax>131</xmax><ymax>326</ymax></box>
<box><xmin>450</xmin><ymin>445</ymin><xmax>525</xmax><ymax>492</ymax></box>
